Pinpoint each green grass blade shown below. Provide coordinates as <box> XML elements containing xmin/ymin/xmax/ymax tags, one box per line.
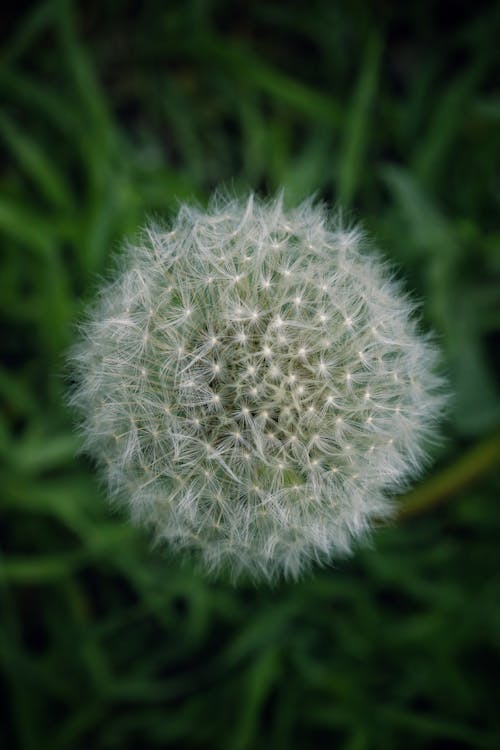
<box><xmin>338</xmin><ymin>33</ymin><xmax>382</xmax><ymax>209</ymax></box>
<box><xmin>0</xmin><ymin>113</ymin><xmax>73</xmax><ymax>210</ymax></box>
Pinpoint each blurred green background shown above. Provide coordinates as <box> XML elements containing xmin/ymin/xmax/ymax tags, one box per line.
<box><xmin>1</xmin><ymin>1</ymin><xmax>500</xmax><ymax>748</ymax></box>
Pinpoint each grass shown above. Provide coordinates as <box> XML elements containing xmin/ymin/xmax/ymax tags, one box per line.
<box><xmin>1</xmin><ymin>1</ymin><xmax>499</xmax><ymax>748</ymax></box>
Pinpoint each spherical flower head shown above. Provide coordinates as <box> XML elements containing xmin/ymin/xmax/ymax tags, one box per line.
<box><xmin>69</xmin><ymin>192</ymin><xmax>446</xmax><ymax>582</ymax></box>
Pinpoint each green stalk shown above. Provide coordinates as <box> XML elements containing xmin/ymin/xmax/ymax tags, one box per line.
<box><xmin>397</xmin><ymin>432</ymin><xmax>500</xmax><ymax>520</ymax></box>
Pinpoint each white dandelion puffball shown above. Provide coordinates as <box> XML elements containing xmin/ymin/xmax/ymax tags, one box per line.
<box><xmin>70</xmin><ymin>193</ymin><xmax>445</xmax><ymax>582</ymax></box>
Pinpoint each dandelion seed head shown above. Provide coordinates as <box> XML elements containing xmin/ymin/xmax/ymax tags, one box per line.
<box><xmin>68</xmin><ymin>192</ymin><xmax>447</xmax><ymax>582</ymax></box>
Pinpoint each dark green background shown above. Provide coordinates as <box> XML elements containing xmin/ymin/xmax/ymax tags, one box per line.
<box><xmin>1</xmin><ymin>1</ymin><xmax>500</xmax><ymax>748</ymax></box>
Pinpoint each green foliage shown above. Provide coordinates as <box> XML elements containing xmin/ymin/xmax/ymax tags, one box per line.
<box><xmin>1</xmin><ymin>1</ymin><xmax>499</xmax><ymax>748</ymax></box>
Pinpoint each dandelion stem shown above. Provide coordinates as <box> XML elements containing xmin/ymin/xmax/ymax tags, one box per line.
<box><xmin>397</xmin><ymin>431</ymin><xmax>500</xmax><ymax>520</ymax></box>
